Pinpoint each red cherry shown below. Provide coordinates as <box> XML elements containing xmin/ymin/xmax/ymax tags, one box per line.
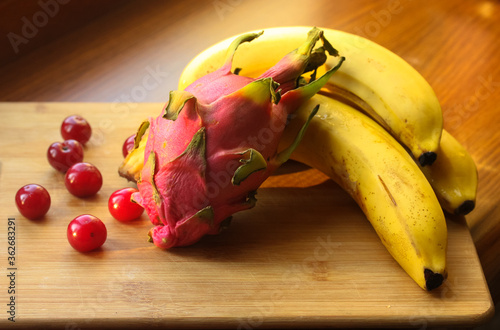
<box><xmin>67</xmin><ymin>214</ymin><xmax>107</xmax><ymax>252</ymax></box>
<box><xmin>65</xmin><ymin>163</ymin><xmax>103</xmax><ymax>197</ymax></box>
<box><xmin>61</xmin><ymin>115</ymin><xmax>92</xmax><ymax>145</ymax></box>
<box><xmin>15</xmin><ymin>184</ymin><xmax>51</xmax><ymax>220</ymax></box>
<box><xmin>122</xmin><ymin>134</ymin><xmax>136</xmax><ymax>158</ymax></box>
<box><xmin>47</xmin><ymin>139</ymin><xmax>84</xmax><ymax>173</ymax></box>
<box><xmin>108</xmin><ymin>187</ymin><xmax>144</xmax><ymax>222</ymax></box>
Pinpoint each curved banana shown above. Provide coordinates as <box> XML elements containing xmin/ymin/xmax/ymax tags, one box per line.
<box><xmin>280</xmin><ymin>94</ymin><xmax>447</xmax><ymax>291</ymax></box>
<box><xmin>179</xmin><ymin>26</ymin><xmax>443</xmax><ymax>166</ymax></box>
<box><xmin>419</xmin><ymin>130</ymin><xmax>478</xmax><ymax>215</ymax></box>
<box><xmin>319</xmin><ymin>88</ymin><xmax>478</xmax><ymax>216</ymax></box>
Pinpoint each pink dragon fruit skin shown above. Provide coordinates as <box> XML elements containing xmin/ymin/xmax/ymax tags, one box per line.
<box><xmin>131</xmin><ymin>27</ymin><xmax>344</xmax><ymax>249</ymax></box>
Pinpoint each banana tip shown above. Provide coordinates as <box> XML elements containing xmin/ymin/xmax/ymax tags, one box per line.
<box><xmin>418</xmin><ymin>152</ymin><xmax>437</xmax><ymax>166</ymax></box>
<box><xmin>424</xmin><ymin>268</ymin><xmax>445</xmax><ymax>291</ymax></box>
<box><xmin>455</xmin><ymin>200</ymin><xmax>475</xmax><ymax>216</ymax></box>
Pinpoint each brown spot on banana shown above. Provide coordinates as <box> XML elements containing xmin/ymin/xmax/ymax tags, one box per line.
<box><xmin>378</xmin><ymin>175</ymin><xmax>397</xmax><ymax>206</ymax></box>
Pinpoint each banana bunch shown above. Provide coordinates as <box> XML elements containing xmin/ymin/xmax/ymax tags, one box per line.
<box><xmin>177</xmin><ymin>26</ymin><xmax>478</xmax><ymax>291</ymax></box>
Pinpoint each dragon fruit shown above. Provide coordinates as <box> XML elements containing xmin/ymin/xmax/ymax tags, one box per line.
<box><xmin>120</xmin><ymin>27</ymin><xmax>344</xmax><ymax>249</ymax></box>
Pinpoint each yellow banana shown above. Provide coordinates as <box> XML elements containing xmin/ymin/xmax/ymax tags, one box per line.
<box><xmin>179</xmin><ymin>26</ymin><xmax>443</xmax><ymax>166</ymax></box>
<box><xmin>320</xmin><ymin>87</ymin><xmax>478</xmax><ymax>216</ymax></box>
<box><xmin>419</xmin><ymin>129</ymin><xmax>478</xmax><ymax>215</ymax></box>
<box><xmin>280</xmin><ymin>94</ymin><xmax>447</xmax><ymax>291</ymax></box>
<box><xmin>119</xmin><ymin>120</ymin><xmax>149</xmax><ymax>182</ymax></box>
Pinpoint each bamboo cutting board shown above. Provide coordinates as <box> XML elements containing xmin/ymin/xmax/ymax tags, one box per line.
<box><xmin>0</xmin><ymin>103</ymin><xmax>494</xmax><ymax>329</ymax></box>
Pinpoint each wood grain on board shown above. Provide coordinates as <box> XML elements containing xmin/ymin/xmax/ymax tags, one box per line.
<box><xmin>0</xmin><ymin>103</ymin><xmax>494</xmax><ymax>328</ymax></box>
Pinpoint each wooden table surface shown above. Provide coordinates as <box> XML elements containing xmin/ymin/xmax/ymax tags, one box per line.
<box><xmin>0</xmin><ymin>0</ymin><xmax>499</xmax><ymax>328</ymax></box>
